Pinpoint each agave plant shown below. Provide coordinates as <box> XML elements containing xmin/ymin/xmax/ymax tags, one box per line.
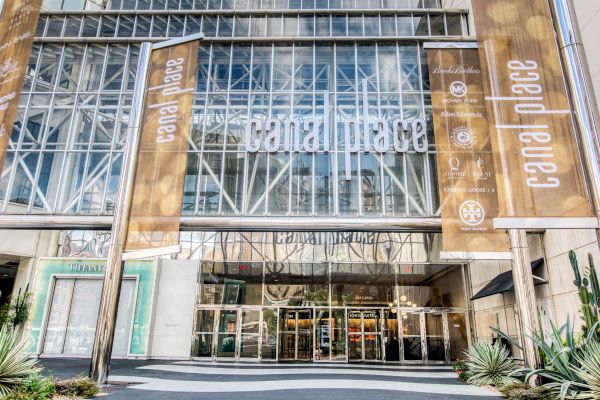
<box><xmin>510</xmin><ymin>314</ymin><xmax>600</xmax><ymax>398</ymax></box>
<box><xmin>464</xmin><ymin>341</ymin><xmax>520</xmax><ymax>387</ymax></box>
<box><xmin>0</xmin><ymin>324</ymin><xmax>37</xmax><ymax>396</ymax></box>
<box><xmin>575</xmin><ymin>341</ymin><xmax>600</xmax><ymax>399</ymax></box>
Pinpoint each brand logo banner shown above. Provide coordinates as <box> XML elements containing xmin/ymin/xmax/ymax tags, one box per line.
<box><xmin>427</xmin><ymin>46</ymin><xmax>510</xmax><ymax>259</ymax></box>
<box><xmin>125</xmin><ymin>41</ymin><xmax>199</xmax><ymax>250</ymax></box>
<box><xmin>472</xmin><ymin>0</ymin><xmax>595</xmax><ymax>228</ymax></box>
<box><xmin>0</xmin><ymin>0</ymin><xmax>42</xmax><ymax>175</ymax></box>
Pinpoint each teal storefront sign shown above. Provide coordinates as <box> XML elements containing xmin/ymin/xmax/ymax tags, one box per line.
<box><xmin>29</xmin><ymin>258</ymin><xmax>156</xmax><ymax>355</ymax></box>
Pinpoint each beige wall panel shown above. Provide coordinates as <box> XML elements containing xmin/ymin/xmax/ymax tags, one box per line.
<box><xmin>543</xmin><ymin>228</ymin><xmax>597</xmax><ymax>259</ymax></box>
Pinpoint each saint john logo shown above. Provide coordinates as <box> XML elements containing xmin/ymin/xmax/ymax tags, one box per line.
<box><xmin>459</xmin><ymin>200</ymin><xmax>485</xmax><ymax>226</ymax></box>
<box><xmin>450</xmin><ymin>126</ymin><xmax>476</xmax><ymax>149</ymax></box>
<box><xmin>450</xmin><ymin>81</ymin><xmax>467</xmax><ymax>98</ymax></box>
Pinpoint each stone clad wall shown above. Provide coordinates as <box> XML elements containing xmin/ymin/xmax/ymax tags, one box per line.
<box><xmin>445</xmin><ymin>0</ymin><xmax>600</xmax><ymax>350</ymax></box>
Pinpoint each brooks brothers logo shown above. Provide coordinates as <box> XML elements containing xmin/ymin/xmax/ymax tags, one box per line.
<box><xmin>450</xmin><ymin>81</ymin><xmax>468</xmax><ymax>98</ymax></box>
<box><xmin>459</xmin><ymin>200</ymin><xmax>485</xmax><ymax>227</ymax></box>
<box><xmin>450</xmin><ymin>126</ymin><xmax>476</xmax><ymax>149</ymax></box>
<box><xmin>244</xmin><ymin>80</ymin><xmax>428</xmax><ymax>180</ymax></box>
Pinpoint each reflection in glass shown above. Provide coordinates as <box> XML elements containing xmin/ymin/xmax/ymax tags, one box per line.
<box><xmin>264</xmin><ymin>263</ymin><xmax>328</xmax><ymax>306</ymax></box>
<box><xmin>402</xmin><ymin>313</ymin><xmax>422</xmax><ymax>361</ymax></box>
<box><xmin>200</xmin><ymin>262</ymin><xmax>264</xmax><ymax>305</ymax></box>
<box><xmin>331</xmin><ymin>309</ymin><xmax>346</xmax><ymax>360</ymax></box>
<box><xmin>261</xmin><ymin>308</ymin><xmax>278</xmax><ymax>359</ymax></box>
<box><xmin>331</xmin><ymin>264</ymin><xmax>396</xmax><ymax>306</ymax></box>
<box><xmin>426</xmin><ymin>313</ymin><xmax>445</xmax><ymax>362</ymax></box>
<box><xmin>448</xmin><ymin>313</ymin><xmax>468</xmax><ymax>362</ymax></box>
<box><xmin>217</xmin><ymin>310</ymin><xmax>237</xmax><ymax>357</ymax></box>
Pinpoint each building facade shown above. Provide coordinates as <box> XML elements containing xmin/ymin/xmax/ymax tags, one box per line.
<box><xmin>0</xmin><ymin>0</ymin><xmax>597</xmax><ymax>364</ymax></box>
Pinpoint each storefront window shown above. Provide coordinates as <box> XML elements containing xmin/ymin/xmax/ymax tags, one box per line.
<box><xmin>331</xmin><ymin>263</ymin><xmax>396</xmax><ymax>306</ymax></box>
<box><xmin>264</xmin><ymin>262</ymin><xmax>329</xmax><ymax>306</ymax></box>
<box><xmin>199</xmin><ymin>262</ymin><xmax>264</xmax><ymax>305</ymax></box>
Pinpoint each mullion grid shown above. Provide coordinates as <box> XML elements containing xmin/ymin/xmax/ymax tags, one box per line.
<box><xmin>46</xmin><ymin>11</ymin><xmax>467</xmax><ymax>40</ymax></box>
<box><xmin>2</xmin><ymin>38</ymin><xmax>436</xmax><ymax>216</ymax></box>
<box><xmin>110</xmin><ymin>0</ymin><xmax>444</xmax><ymax>10</ymax></box>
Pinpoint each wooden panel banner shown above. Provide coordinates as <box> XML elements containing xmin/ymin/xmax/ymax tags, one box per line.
<box><xmin>0</xmin><ymin>0</ymin><xmax>42</xmax><ymax>175</ymax></box>
<box><xmin>472</xmin><ymin>0</ymin><xmax>596</xmax><ymax>228</ymax></box>
<box><xmin>125</xmin><ymin>40</ymin><xmax>199</xmax><ymax>250</ymax></box>
<box><xmin>427</xmin><ymin>45</ymin><xmax>510</xmax><ymax>259</ymax></box>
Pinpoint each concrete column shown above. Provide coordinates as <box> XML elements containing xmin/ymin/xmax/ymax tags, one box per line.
<box><xmin>508</xmin><ymin>229</ymin><xmax>539</xmax><ymax>368</ymax></box>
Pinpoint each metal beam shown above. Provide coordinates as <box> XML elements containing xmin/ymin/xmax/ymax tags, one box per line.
<box><xmin>0</xmin><ymin>215</ymin><xmax>442</xmax><ymax>231</ymax></box>
<box><xmin>549</xmin><ymin>0</ymin><xmax>600</xmax><ymax>246</ymax></box>
<box><xmin>88</xmin><ymin>42</ymin><xmax>152</xmax><ymax>384</ymax></box>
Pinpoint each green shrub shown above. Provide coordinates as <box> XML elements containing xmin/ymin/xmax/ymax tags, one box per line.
<box><xmin>458</xmin><ymin>370</ymin><xmax>472</xmax><ymax>382</ymax></box>
<box><xmin>0</xmin><ymin>291</ymin><xmax>32</xmax><ymax>330</ymax></box>
<box><xmin>54</xmin><ymin>377</ymin><xmax>100</xmax><ymax>398</ymax></box>
<box><xmin>500</xmin><ymin>383</ymin><xmax>554</xmax><ymax>400</ymax></box>
<box><xmin>452</xmin><ymin>359</ymin><xmax>469</xmax><ymax>373</ymax></box>
<box><xmin>464</xmin><ymin>341</ymin><xmax>519</xmax><ymax>387</ymax></box>
<box><xmin>0</xmin><ymin>325</ymin><xmax>37</xmax><ymax>396</ymax></box>
<box><xmin>4</xmin><ymin>373</ymin><xmax>55</xmax><ymax>400</ymax></box>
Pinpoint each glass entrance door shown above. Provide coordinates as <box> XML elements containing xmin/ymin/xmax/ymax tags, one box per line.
<box><xmin>348</xmin><ymin>309</ymin><xmax>382</xmax><ymax>362</ymax></box>
<box><xmin>207</xmin><ymin>307</ymin><xmax>262</xmax><ymax>360</ymax></box>
<box><xmin>216</xmin><ymin>309</ymin><xmax>238</xmax><ymax>358</ymax></box>
<box><xmin>279</xmin><ymin>309</ymin><xmax>313</xmax><ymax>361</ymax></box>
<box><xmin>425</xmin><ymin>312</ymin><xmax>447</xmax><ymax>363</ymax></box>
<box><xmin>401</xmin><ymin>311</ymin><xmax>423</xmax><ymax>362</ymax></box>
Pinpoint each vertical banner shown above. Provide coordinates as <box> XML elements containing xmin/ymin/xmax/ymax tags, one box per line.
<box><xmin>472</xmin><ymin>0</ymin><xmax>596</xmax><ymax>228</ymax></box>
<box><xmin>0</xmin><ymin>0</ymin><xmax>42</xmax><ymax>175</ymax></box>
<box><xmin>125</xmin><ymin>40</ymin><xmax>199</xmax><ymax>250</ymax></box>
<box><xmin>427</xmin><ymin>45</ymin><xmax>510</xmax><ymax>259</ymax></box>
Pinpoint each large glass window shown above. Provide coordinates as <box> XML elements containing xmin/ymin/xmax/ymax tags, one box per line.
<box><xmin>195</xmin><ymin>258</ymin><xmax>466</xmax><ymax>309</ymax></box>
<box><xmin>200</xmin><ymin>262</ymin><xmax>264</xmax><ymax>305</ymax></box>
<box><xmin>4</xmin><ymin>38</ymin><xmax>447</xmax><ymax>216</ymax></box>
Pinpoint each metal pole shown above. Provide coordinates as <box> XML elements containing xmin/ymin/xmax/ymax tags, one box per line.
<box><xmin>549</xmin><ymin>0</ymin><xmax>600</xmax><ymax>244</ymax></box>
<box><xmin>89</xmin><ymin>42</ymin><xmax>152</xmax><ymax>384</ymax></box>
<box><xmin>508</xmin><ymin>229</ymin><xmax>539</xmax><ymax>369</ymax></box>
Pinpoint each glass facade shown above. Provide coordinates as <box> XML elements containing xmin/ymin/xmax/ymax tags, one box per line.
<box><xmin>11</xmin><ymin>0</ymin><xmax>473</xmax><ymax>364</ymax></box>
<box><xmin>0</xmin><ymin>0</ymin><xmax>468</xmax><ymax>216</ymax></box>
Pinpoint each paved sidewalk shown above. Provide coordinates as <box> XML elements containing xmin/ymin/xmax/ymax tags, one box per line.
<box><xmin>38</xmin><ymin>359</ymin><xmax>500</xmax><ymax>399</ymax></box>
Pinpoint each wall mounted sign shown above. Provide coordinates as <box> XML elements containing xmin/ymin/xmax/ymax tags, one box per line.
<box><xmin>0</xmin><ymin>0</ymin><xmax>42</xmax><ymax>176</ymax></box>
<box><xmin>427</xmin><ymin>44</ymin><xmax>510</xmax><ymax>260</ymax></box>
<box><xmin>472</xmin><ymin>0</ymin><xmax>596</xmax><ymax>229</ymax></box>
<box><xmin>126</xmin><ymin>40</ymin><xmax>199</xmax><ymax>250</ymax></box>
<box><xmin>243</xmin><ymin>80</ymin><xmax>429</xmax><ymax>181</ymax></box>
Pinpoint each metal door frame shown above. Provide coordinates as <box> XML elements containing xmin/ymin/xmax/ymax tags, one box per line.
<box><xmin>278</xmin><ymin>307</ymin><xmax>313</xmax><ymax>361</ymax></box>
<box><xmin>423</xmin><ymin>310</ymin><xmax>448</xmax><ymax>365</ymax></box>
<box><xmin>399</xmin><ymin>309</ymin><xmax>425</xmax><ymax>364</ymax></box>
<box><xmin>211</xmin><ymin>306</ymin><xmax>262</xmax><ymax>362</ymax></box>
<box><xmin>347</xmin><ymin>308</ymin><xmax>384</xmax><ymax>362</ymax></box>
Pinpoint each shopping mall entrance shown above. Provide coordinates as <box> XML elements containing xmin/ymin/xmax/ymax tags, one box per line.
<box><xmin>193</xmin><ymin>305</ymin><xmax>465</xmax><ymax>364</ymax></box>
<box><xmin>190</xmin><ymin>232</ymin><xmax>471</xmax><ymax>365</ymax></box>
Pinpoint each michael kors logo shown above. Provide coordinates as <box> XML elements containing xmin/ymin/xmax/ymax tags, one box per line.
<box><xmin>450</xmin><ymin>81</ymin><xmax>467</xmax><ymax>98</ymax></box>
